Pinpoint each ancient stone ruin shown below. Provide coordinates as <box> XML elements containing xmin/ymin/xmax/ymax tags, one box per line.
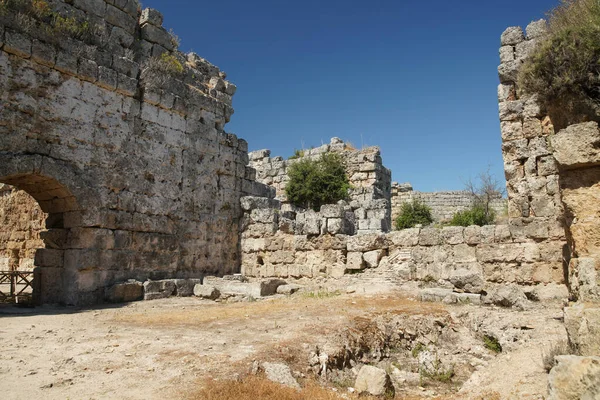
<box><xmin>0</xmin><ymin>2</ymin><xmax>597</xmax><ymax>322</ymax></box>
<box><xmin>0</xmin><ymin>0</ymin><xmax>271</xmax><ymax>305</ymax></box>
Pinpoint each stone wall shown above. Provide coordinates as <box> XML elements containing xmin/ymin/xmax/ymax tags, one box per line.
<box><xmin>390</xmin><ymin>183</ymin><xmax>507</xmax><ymax>224</ymax></box>
<box><xmin>240</xmin><ymin>195</ymin><xmax>565</xmax><ymax>289</ymax></box>
<box><xmin>0</xmin><ymin>184</ymin><xmax>46</xmax><ymax>270</ymax></box>
<box><xmin>249</xmin><ymin>138</ymin><xmax>392</xmax><ymax>233</ymax></box>
<box><xmin>237</xmin><ymin>20</ymin><xmax>571</xmax><ymax>295</ymax></box>
<box><xmin>0</xmin><ymin>0</ymin><xmax>271</xmax><ymax>304</ymax></box>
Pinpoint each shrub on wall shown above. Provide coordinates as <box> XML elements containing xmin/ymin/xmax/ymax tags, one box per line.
<box><xmin>395</xmin><ymin>200</ymin><xmax>433</xmax><ymax>230</ymax></box>
<box><xmin>449</xmin><ymin>205</ymin><xmax>495</xmax><ymax>227</ymax></box>
<box><xmin>285</xmin><ymin>153</ymin><xmax>350</xmax><ymax>211</ymax></box>
<box><xmin>518</xmin><ymin>0</ymin><xmax>600</xmax><ymax>128</ymax></box>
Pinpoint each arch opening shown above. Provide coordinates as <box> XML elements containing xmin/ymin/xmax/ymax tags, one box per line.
<box><xmin>0</xmin><ymin>173</ymin><xmax>81</xmax><ymax>305</ymax></box>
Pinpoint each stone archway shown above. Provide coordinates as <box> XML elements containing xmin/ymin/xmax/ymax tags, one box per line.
<box><xmin>0</xmin><ymin>172</ymin><xmax>81</xmax><ymax>305</ymax></box>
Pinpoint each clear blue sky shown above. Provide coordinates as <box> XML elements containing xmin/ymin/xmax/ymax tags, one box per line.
<box><xmin>142</xmin><ymin>0</ymin><xmax>557</xmax><ymax>192</ymax></box>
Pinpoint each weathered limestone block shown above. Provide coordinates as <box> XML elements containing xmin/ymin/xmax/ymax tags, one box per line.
<box><xmin>499</xmin><ymin>101</ymin><xmax>524</xmax><ymax>122</ymax></box>
<box><xmin>347</xmin><ymin>233</ymin><xmax>388</xmax><ymax>252</ymax></box>
<box><xmin>464</xmin><ymin>225</ymin><xmax>481</xmax><ymax>245</ymax></box>
<box><xmin>419</xmin><ymin>228</ymin><xmax>441</xmax><ymax>246</ymax></box>
<box><xmin>354</xmin><ymin>365</ymin><xmax>394</xmax><ymax>397</ymax></box>
<box><xmin>569</xmin><ymin>258</ymin><xmax>600</xmax><ymax>301</ymax></box>
<box><xmin>250</xmin><ymin>208</ymin><xmax>279</xmax><ymax>224</ymax></box>
<box><xmin>241</xmin><ymin>196</ymin><xmax>279</xmax><ymax>211</ymax></box>
<box><xmin>203</xmin><ymin>277</ymin><xmax>286</xmax><ymax>297</ymax></box>
<box><xmin>276</xmin><ymin>284</ymin><xmax>301</xmax><ymax>295</ymax></box>
<box><xmin>387</xmin><ymin>228</ymin><xmax>420</xmax><ymax>247</ymax></box>
<box><xmin>548</xmin><ymin>356</ymin><xmax>600</xmax><ymax>400</ymax></box>
<box><xmin>476</xmin><ymin>244</ymin><xmax>524</xmax><ymax>263</ymax></box>
<box><xmin>262</xmin><ymin>362</ymin><xmax>300</xmax><ymax>389</ymax></box>
<box><xmin>193</xmin><ymin>284</ymin><xmax>220</xmax><ymax>300</ymax></box>
<box><xmin>174</xmin><ymin>279</ymin><xmax>203</xmax><ymax>297</ymax></box>
<box><xmin>526</xmin><ymin>19</ymin><xmax>547</xmax><ymax>39</ymax></box>
<box><xmin>241</xmin><ymin>238</ymin><xmax>266</xmax><ymax>253</ymax></box>
<box><xmin>441</xmin><ymin>226</ymin><xmax>464</xmax><ymax>245</ymax></box>
<box><xmin>143</xmin><ymin>279</ymin><xmax>176</xmax><ymax>300</ymax></box>
<box><xmin>564</xmin><ymin>304</ymin><xmax>600</xmax><ymax>356</ymax></box>
<box><xmin>363</xmin><ymin>249</ymin><xmax>385</xmax><ymax>268</ymax></box>
<box><xmin>494</xmin><ymin>225</ymin><xmax>512</xmax><ymax>243</ymax></box>
<box><xmin>320</xmin><ymin>203</ymin><xmax>345</xmax><ymax>218</ymax></box>
<box><xmin>551</xmin><ymin>122</ymin><xmax>600</xmax><ymax>168</ymax></box>
<box><xmin>483</xmin><ymin>284</ymin><xmax>529</xmax><ymax>309</ymax></box>
<box><xmin>347</xmin><ymin>251</ymin><xmax>365</xmax><ymax>270</ymax></box>
<box><xmin>448</xmin><ymin>269</ymin><xmax>484</xmax><ymax>293</ymax></box>
<box><xmin>104</xmin><ymin>280</ymin><xmax>143</xmax><ymax>303</ymax></box>
<box><xmin>501</xmin><ymin>26</ymin><xmax>525</xmax><ymax>46</ymax></box>
<box><xmin>326</xmin><ymin>218</ymin><xmax>353</xmax><ymax>235</ymax></box>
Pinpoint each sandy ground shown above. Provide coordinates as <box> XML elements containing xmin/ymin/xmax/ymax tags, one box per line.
<box><xmin>0</xmin><ymin>291</ymin><xmax>440</xmax><ymax>400</ymax></box>
<box><xmin>0</xmin><ymin>288</ymin><xmax>567</xmax><ymax>400</ymax></box>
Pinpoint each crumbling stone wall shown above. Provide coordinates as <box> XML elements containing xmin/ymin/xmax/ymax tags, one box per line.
<box><xmin>238</xmin><ymin>20</ymin><xmax>570</xmax><ymax>293</ymax></box>
<box><xmin>0</xmin><ymin>184</ymin><xmax>46</xmax><ymax>270</ymax></box>
<box><xmin>240</xmin><ymin>195</ymin><xmax>564</xmax><ymax>288</ymax></box>
<box><xmin>390</xmin><ymin>183</ymin><xmax>507</xmax><ymax>224</ymax></box>
<box><xmin>249</xmin><ymin>138</ymin><xmax>392</xmax><ymax>233</ymax></box>
<box><xmin>0</xmin><ymin>0</ymin><xmax>270</xmax><ymax>305</ymax></box>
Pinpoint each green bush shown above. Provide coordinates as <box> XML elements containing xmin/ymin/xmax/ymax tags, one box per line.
<box><xmin>518</xmin><ymin>0</ymin><xmax>600</xmax><ymax>128</ymax></box>
<box><xmin>449</xmin><ymin>204</ymin><xmax>495</xmax><ymax>227</ymax></box>
<box><xmin>395</xmin><ymin>200</ymin><xmax>433</xmax><ymax>230</ymax></box>
<box><xmin>285</xmin><ymin>153</ymin><xmax>350</xmax><ymax>211</ymax></box>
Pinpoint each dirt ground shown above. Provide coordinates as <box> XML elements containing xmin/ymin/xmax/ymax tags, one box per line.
<box><xmin>0</xmin><ymin>285</ymin><xmax>567</xmax><ymax>400</ymax></box>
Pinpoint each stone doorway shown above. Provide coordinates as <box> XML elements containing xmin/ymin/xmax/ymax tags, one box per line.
<box><xmin>0</xmin><ymin>184</ymin><xmax>46</xmax><ymax>304</ymax></box>
<box><xmin>0</xmin><ymin>173</ymin><xmax>80</xmax><ymax>305</ymax></box>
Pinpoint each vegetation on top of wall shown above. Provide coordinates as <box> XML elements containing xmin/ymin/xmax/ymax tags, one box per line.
<box><xmin>448</xmin><ymin>169</ymin><xmax>504</xmax><ymax>227</ymax></box>
<box><xmin>518</xmin><ymin>0</ymin><xmax>600</xmax><ymax>128</ymax></box>
<box><xmin>288</xmin><ymin>149</ymin><xmax>305</xmax><ymax>160</ymax></box>
<box><xmin>0</xmin><ymin>0</ymin><xmax>96</xmax><ymax>41</ymax></box>
<box><xmin>395</xmin><ymin>200</ymin><xmax>433</xmax><ymax>230</ymax></box>
<box><xmin>449</xmin><ymin>205</ymin><xmax>495</xmax><ymax>227</ymax></box>
<box><xmin>285</xmin><ymin>153</ymin><xmax>350</xmax><ymax>211</ymax></box>
<box><xmin>141</xmin><ymin>53</ymin><xmax>185</xmax><ymax>89</ymax></box>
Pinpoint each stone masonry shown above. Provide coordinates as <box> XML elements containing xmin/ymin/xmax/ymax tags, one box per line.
<box><xmin>0</xmin><ymin>0</ymin><xmax>271</xmax><ymax>305</ymax></box>
<box><xmin>249</xmin><ymin>138</ymin><xmax>392</xmax><ymax>234</ymax></box>
<box><xmin>390</xmin><ymin>182</ymin><xmax>507</xmax><ymax>224</ymax></box>
<box><xmin>238</xmin><ymin>19</ymin><xmax>570</xmax><ymax>294</ymax></box>
<box><xmin>0</xmin><ymin>184</ymin><xmax>46</xmax><ymax>270</ymax></box>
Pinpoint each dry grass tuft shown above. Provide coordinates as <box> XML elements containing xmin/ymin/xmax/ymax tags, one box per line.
<box><xmin>186</xmin><ymin>376</ymin><xmax>352</xmax><ymax>400</ymax></box>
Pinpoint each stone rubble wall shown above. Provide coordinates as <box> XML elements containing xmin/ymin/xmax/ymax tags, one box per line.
<box><xmin>240</xmin><ymin>196</ymin><xmax>565</xmax><ymax>289</ymax></box>
<box><xmin>0</xmin><ymin>0</ymin><xmax>272</xmax><ymax>305</ymax></box>
<box><xmin>390</xmin><ymin>183</ymin><xmax>507</xmax><ymax>224</ymax></box>
<box><xmin>249</xmin><ymin>138</ymin><xmax>392</xmax><ymax>233</ymax></box>
<box><xmin>495</xmin><ymin>21</ymin><xmax>570</xmax><ymax>290</ymax></box>
<box><xmin>0</xmin><ymin>184</ymin><xmax>46</xmax><ymax>271</ymax></box>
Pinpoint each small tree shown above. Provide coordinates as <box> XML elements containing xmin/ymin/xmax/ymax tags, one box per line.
<box><xmin>285</xmin><ymin>153</ymin><xmax>350</xmax><ymax>211</ymax></box>
<box><xmin>395</xmin><ymin>200</ymin><xmax>433</xmax><ymax>230</ymax></box>
<box><xmin>450</xmin><ymin>169</ymin><xmax>505</xmax><ymax>226</ymax></box>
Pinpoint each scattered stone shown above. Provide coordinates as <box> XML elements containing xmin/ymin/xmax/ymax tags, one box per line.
<box><xmin>262</xmin><ymin>362</ymin><xmax>300</xmax><ymax>389</ymax></box>
<box><xmin>354</xmin><ymin>365</ymin><xmax>395</xmax><ymax>397</ymax></box>
<box><xmin>548</xmin><ymin>355</ymin><xmax>600</xmax><ymax>400</ymax></box>
<box><xmin>193</xmin><ymin>284</ymin><xmax>220</xmax><ymax>300</ymax></box>
<box><xmin>483</xmin><ymin>285</ymin><xmax>528</xmax><ymax>310</ymax></box>
<box><xmin>276</xmin><ymin>284</ymin><xmax>301</xmax><ymax>295</ymax></box>
<box><xmin>104</xmin><ymin>280</ymin><xmax>143</xmax><ymax>303</ymax></box>
<box><xmin>143</xmin><ymin>280</ymin><xmax>176</xmax><ymax>300</ymax></box>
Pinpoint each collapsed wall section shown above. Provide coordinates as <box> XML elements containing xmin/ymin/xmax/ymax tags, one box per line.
<box><xmin>0</xmin><ymin>0</ymin><xmax>271</xmax><ymax>304</ymax></box>
<box><xmin>249</xmin><ymin>138</ymin><xmax>392</xmax><ymax>234</ymax></box>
